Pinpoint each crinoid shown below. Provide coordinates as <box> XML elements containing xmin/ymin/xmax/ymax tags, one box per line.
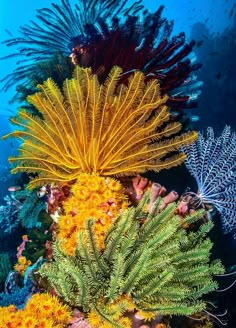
<box><xmin>70</xmin><ymin>6</ymin><xmax>202</xmax><ymax>110</ymax></box>
<box><xmin>1</xmin><ymin>0</ymin><xmax>143</xmax><ymax>91</ymax></box>
<box><xmin>1</xmin><ymin>1</ymin><xmax>201</xmax><ymax>113</ymax></box>
<box><xmin>181</xmin><ymin>126</ymin><xmax>236</xmax><ymax>236</ymax></box>
<box><xmin>39</xmin><ymin>192</ymin><xmax>224</xmax><ymax>328</ymax></box>
<box><xmin>3</xmin><ymin>66</ymin><xmax>197</xmax><ymax>189</ymax></box>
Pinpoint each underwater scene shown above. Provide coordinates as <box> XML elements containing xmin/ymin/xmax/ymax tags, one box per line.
<box><xmin>0</xmin><ymin>0</ymin><xmax>236</xmax><ymax>327</ymax></box>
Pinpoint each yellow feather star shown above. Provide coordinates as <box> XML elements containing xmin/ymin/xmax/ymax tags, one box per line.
<box><xmin>3</xmin><ymin>66</ymin><xmax>197</xmax><ymax>188</ymax></box>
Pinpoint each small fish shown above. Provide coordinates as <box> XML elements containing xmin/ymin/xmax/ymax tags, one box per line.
<box><xmin>216</xmin><ymin>72</ymin><xmax>222</xmax><ymax>80</ymax></box>
<box><xmin>8</xmin><ymin>186</ymin><xmax>21</xmax><ymax>192</ymax></box>
<box><xmin>189</xmin><ymin>115</ymin><xmax>199</xmax><ymax>122</ymax></box>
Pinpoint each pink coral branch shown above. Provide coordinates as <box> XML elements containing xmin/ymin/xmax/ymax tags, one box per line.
<box><xmin>67</xmin><ymin>310</ymin><xmax>91</xmax><ymax>328</ymax></box>
<box><xmin>16</xmin><ymin>235</ymin><xmax>31</xmax><ymax>258</ymax></box>
<box><xmin>132</xmin><ymin>175</ymin><xmax>149</xmax><ymax>200</ymax></box>
<box><xmin>159</xmin><ymin>190</ymin><xmax>179</xmax><ymax>210</ymax></box>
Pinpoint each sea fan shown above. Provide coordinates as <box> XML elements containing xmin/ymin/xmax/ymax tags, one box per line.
<box><xmin>1</xmin><ymin>1</ymin><xmax>201</xmax><ymax>113</ymax></box>
<box><xmin>181</xmin><ymin>126</ymin><xmax>236</xmax><ymax>236</ymax></box>
<box><xmin>3</xmin><ymin>66</ymin><xmax>197</xmax><ymax>189</ymax></box>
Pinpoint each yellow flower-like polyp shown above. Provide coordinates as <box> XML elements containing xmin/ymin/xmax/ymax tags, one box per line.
<box><xmin>87</xmin><ymin>294</ymin><xmax>135</xmax><ymax>328</ymax></box>
<box><xmin>14</xmin><ymin>256</ymin><xmax>32</xmax><ymax>276</ymax></box>
<box><xmin>57</xmin><ymin>173</ymin><xmax>129</xmax><ymax>255</ymax></box>
<box><xmin>0</xmin><ymin>293</ymin><xmax>71</xmax><ymax>328</ymax></box>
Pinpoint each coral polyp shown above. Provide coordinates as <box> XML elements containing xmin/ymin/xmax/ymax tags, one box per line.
<box><xmin>0</xmin><ymin>293</ymin><xmax>71</xmax><ymax>328</ymax></box>
<box><xmin>57</xmin><ymin>173</ymin><xmax>129</xmax><ymax>255</ymax></box>
<box><xmin>3</xmin><ymin>66</ymin><xmax>197</xmax><ymax>189</ymax></box>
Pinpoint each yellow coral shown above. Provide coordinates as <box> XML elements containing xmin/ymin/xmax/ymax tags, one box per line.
<box><xmin>0</xmin><ymin>293</ymin><xmax>71</xmax><ymax>328</ymax></box>
<box><xmin>3</xmin><ymin>66</ymin><xmax>197</xmax><ymax>189</ymax></box>
<box><xmin>86</xmin><ymin>294</ymin><xmax>136</xmax><ymax>328</ymax></box>
<box><xmin>87</xmin><ymin>310</ymin><xmax>102</xmax><ymax>327</ymax></box>
<box><xmin>136</xmin><ymin>309</ymin><xmax>158</xmax><ymax>321</ymax></box>
<box><xmin>14</xmin><ymin>256</ymin><xmax>32</xmax><ymax>275</ymax></box>
<box><xmin>155</xmin><ymin>324</ymin><xmax>171</xmax><ymax>328</ymax></box>
<box><xmin>57</xmin><ymin>173</ymin><xmax>129</xmax><ymax>255</ymax></box>
<box><xmin>88</xmin><ymin>293</ymin><xmax>154</xmax><ymax>328</ymax></box>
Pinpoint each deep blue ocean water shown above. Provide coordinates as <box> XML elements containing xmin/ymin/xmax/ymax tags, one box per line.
<box><xmin>0</xmin><ymin>0</ymin><xmax>235</xmax><ymax>327</ymax></box>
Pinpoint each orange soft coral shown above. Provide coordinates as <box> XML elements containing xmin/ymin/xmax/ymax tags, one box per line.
<box><xmin>0</xmin><ymin>293</ymin><xmax>71</xmax><ymax>328</ymax></box>
<box><xmin>57</xmin><ymin>173</ymin><xmax>129</xmax><ymax>255</ymax></box>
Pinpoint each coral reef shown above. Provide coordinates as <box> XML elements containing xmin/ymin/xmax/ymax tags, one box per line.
<box><xmin>181</xmin><ymin>126</ymin><xmax>236</xmax><ymax>236</ymax></box>
<box><xmin>57</xmin><ymin>173</ymin><xmax>129</xmax><ymax>254</ymax></box>
<box><xmin>21</xmin><ymin>211</ymin><xmax>53</xmax><ymax>263</ymax></box>
<box><xmin>1</xmin><ymin>1</ymin><xmax>232</xmax><ymax>327</ymax></box>
<box><xmin>3</xmin><ymin>66</ymin><xmax>197</xmax><ymax>189</ymax></box>
<box><xmin>67</xmin><ymin>309</ymin><xmax>91</xmax><ymax>328</ymax></box>
<box><xmin>2</xmin><ymin>0</ymin><xmax>141</xmax><ymax>62</ymax></box>
<box><xmin>16</xmin><ymin>234</ymin><xmax>30</xmax><ymax>258</ymax></box>
<box><xmin>0</xmin><ymin>292</ymin><xmax>72</xmax><ymax>327</ymax></box>
<box><xmin>17</xmin><ymin>189</ymin><xmax>46</xmax><ymax>228</ymax></box>
<box><xmin>0</xmin><ymin>253</ymin><xmax>11</xmax><ymax>287</ymax></box>
<box><xmin>14</xmin><ymin>256</ymin><xmax>32</xmax><ymax>276</ymax></box>
<box><xmin>0</xmin><ymin>188</ymin><xmax>47</xmax><ymax>240</ymax></box>
<box><xmin>41</xmin><ymin>183</ymin><xmax>71</xmax><ymax>217</ymax></box>
<box><xmin>40</xmin><ymin>192</ymin><xmax>223</xmax><ymax>328</ymax></box>
<box><xmin>0</xmin><ymin>282</ymin><xmax>32</xmax><ymax>308</ymax></box>
<box><xmin>0</xmin><ymin>193</ymin><xmax>23</xmax><ymax>235</ymax></box>
<box><xmin>0</xmin><ymin>252</ymin><xmax>45</xmax><ymax>308</ymax></box>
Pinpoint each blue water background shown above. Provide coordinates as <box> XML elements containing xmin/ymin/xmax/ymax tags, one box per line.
<box><xmin>0</xmin><ymin>0</ymin><xmax>235</xmax><ymax>107</ymax></box>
